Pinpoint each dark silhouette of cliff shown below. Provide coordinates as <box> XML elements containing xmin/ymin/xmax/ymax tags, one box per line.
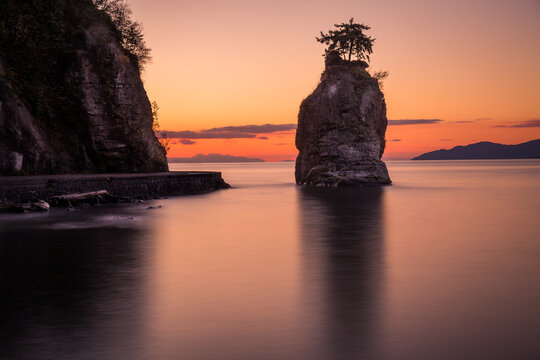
<box><xmin>413</xmin><ymin>139</ymin><xmax>540</xmax><ymax>160</ymax></box>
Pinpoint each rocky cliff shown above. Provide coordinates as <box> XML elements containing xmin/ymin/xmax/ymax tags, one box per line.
<box><xmin>295</xmin><ymin>54</ymin><xmax>391</xmax><ymax>186</ymax></box>
<box><xmin>0</xmin><ymin>0</ymin><xmax>168</xmax><ymax>175</ymax></box>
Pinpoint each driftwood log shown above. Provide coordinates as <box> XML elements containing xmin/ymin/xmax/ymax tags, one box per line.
<box><xmin>49</xmin><ymin>190</ymin><xmax>122</xmax><ymax>207</ymax></box>
<box><xmin>0</xmin><ymin>200</ymin><xmax>50</xmax><ymax>213</ymax></box>
<box><xmin>0</xmin><ymin>190</ymin><xmax>129</xmax><ymax>213</ymax></box>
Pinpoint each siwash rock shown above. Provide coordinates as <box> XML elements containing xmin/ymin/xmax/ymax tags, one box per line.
<box><xmin>295</xmin><ymin>54</ymin><xmax>391</xmax><ymax>186</ymax></box>
<box><xmin>0</xmin><ymin>0</ymin><xmax>168</xmax><ymax>175</ymax></box>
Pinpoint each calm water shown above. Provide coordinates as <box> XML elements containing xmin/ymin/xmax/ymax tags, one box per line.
<box><xmin>1</xmin><ymin>160</ymin><xmax>539</xmax><ymax>360</ymax></box>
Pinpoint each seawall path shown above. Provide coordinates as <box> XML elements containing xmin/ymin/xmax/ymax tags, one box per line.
<box><xmin>0</xmin><ymin>172</ymin><xmax>229</xmax><ymax>203</ymax></box>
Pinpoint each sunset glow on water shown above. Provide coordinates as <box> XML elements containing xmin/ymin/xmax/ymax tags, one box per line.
<box><xmin>1</xmin><ymin>161</ymin><xmax>539</xmax><ymax>359</ymax></box>
<box><xmin>1</xmin><ymin>0</ymin><xmax>540</xmax><ymax>358</ymax></box>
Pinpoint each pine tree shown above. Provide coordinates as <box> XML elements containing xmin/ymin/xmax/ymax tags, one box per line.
<box><xmin>316</xmin><ymin>18</ymin><xmax>375</xmax><ymax>62</ymax></box>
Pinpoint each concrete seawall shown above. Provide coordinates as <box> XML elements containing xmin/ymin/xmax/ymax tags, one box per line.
<box><xmin>0</xmin><ymin>172</ymin><xmax>229</xmax><ymax>203</ymax></box>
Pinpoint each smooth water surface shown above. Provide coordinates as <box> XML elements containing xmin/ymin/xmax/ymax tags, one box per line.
<box><xmin>1</xmin><ymin>160</ymin><xmax>539</xmax><ymax>359</ymax></box>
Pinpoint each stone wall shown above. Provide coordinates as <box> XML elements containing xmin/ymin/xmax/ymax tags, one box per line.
<box><xmin>0</xmin><ymin>172</ymin><xmax>229</xmax><ymax>203</ymax></box>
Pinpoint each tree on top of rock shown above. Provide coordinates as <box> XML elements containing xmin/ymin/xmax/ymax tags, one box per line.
<box><xmin>93</xmin><ymin>0</ymin><xmax>151</xmax><ymax>72</ymax></box>
<box><xmin>316</xmin><ymin>18</ymin><xmax>375</xmax><ymax>62</ymax></box>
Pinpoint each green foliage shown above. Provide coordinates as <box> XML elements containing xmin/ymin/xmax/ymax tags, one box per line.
<box><xmin>372</xmin><ymin>70</ymin><xmax>389</xmax><ymax>89</ymax></box>
<box><xmin>92</xmin><ymin>0</ymin><xmax>151</xmax><ymax>71</ymax></box>
<box><xmin>317</xmin><ymin>18</ymin><xmax>375</xmax><ymax>62</ymax></box>
<box><xmin>151</xmin><ymin>101</ymin><xmax>160</xmax><ymax>131</ymax></box>
<box><xmin>151</xmin><ymin>101</ymin><xmax>171</xmax><ymax>154</ymax></box>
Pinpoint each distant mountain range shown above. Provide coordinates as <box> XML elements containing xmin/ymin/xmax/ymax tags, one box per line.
<box><xmin>168</xmin><ymin>153</ymin><xmax>265</xmax><ymax>163</ymax></box>
<box><xmin>412</xmin><ymin>139</ymin><xmax>540</xmax><ymax>160</ymax></box>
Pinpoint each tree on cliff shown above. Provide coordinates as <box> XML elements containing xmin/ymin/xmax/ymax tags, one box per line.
<box><xmin>372</xmin><ymin>70</ymin><xmax>389</xmax><ymax>89</ymax></box>
<box><xmin>316</xmin><ymin>18</ymin><xmax>374</xmax><ymax>62</ymax></box>
<box><xmin>93</xmin><ymin>0</ymin><xmax>151</xmax><ymax>71</ymax></box>
<box><xmin>151</xmin><ymin>101</ymin><xmax>172</xmax><ymax>154</ymax></box>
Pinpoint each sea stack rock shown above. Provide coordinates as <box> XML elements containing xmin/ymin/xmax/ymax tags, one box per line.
<box><xmin>295</xmin><ymin>53</ymin><xmax>391</xmax><ymax>186</ymax></box>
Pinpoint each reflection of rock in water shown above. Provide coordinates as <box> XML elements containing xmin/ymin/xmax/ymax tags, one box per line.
<box><xmin>0</xmin><ymin>213</ymin><xmax>150</xmax><ymax>360</ymax></box>
<box><xmin>299</xmin><ymin>187</ymin><xmax>385</xmax><ymax>360</ymax></box>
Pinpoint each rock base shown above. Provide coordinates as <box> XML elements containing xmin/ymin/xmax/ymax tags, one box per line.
<box><xmin>297</xmin><ymin>160</ymin><xmax>390</xmax><ymax>187</ymax></box>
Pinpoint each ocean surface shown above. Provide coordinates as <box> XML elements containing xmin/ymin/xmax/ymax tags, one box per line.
<box><xmin>1</xmin><ymin>160</ymin><xmax>539</xmax><ymax>360</ymax></box>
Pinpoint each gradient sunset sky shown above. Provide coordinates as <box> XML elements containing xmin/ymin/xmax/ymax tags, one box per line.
<box><xmin>129</xmin><ymin>0</ymin><xmax>540</xmax><ymax>160</ymax></box>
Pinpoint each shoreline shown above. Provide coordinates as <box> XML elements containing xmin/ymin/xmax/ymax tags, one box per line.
<box><xmin>0</xmin><ymin>171</ymin><xmax>230</xmax><ymax>204</ymax></box>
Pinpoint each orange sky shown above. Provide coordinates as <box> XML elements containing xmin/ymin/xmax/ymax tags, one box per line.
<box><xmin>129</xmin><ymin>0</ymin><xmax>540</xmax><ymax>160</ymax></box>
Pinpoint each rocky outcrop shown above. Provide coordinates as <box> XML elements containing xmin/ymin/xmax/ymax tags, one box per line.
<box><xmin>0</xmin><ymin>0</ymin><xmax>168</xmax><ymax>175</ymax></box>
<box><xmin>295</xmin><ymin>54</ymin><xmax>391</xmax><ymax>186</ymax></box>
<box><xmin>0</xmin><ymin>62</ymin><xmax>53</xmax><ymax>174</ymax></box>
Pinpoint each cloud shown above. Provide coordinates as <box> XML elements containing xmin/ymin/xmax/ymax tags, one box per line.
<box><xmin>157</xmin><ymin>123</ymin><xmax>297</xmax><ymax>139</ymax></box>
<box><xmin>388</xmin><ymin>139</ymin><xmax>402</xmax><ymax>142</ymax></box>
<box><xmin>440</xmin><ymin>138</ymin><xmax>453</xmax><ymax>141</ymax></box>
<box><xmin>453</xmin><ymin>117</ymin><xmax>494</xmax><ymax>123</ymax></box>
<box><xmin>492</xmin><ymin>119</ymin><xmax>540</xmax><ymax>128</ymax></box>
<box><xmin>157</xmin><ymin>130</ymin><xmax>256</xmax><ymax>139</ymax></box>
<box><xmin>388</xmin><ymin>119</ymin><xmax>443</xmax><ymax>125</ymax></box>
<box><xmin>204</xmin><ymin>124</ymin><xmax>297</xmax><ymax>133</ymax></box>
<box><xmin>179</xmin><ymin>139</ymin><xmax>196</xmax><ymax>145</ymax></box>
<box><xmin>258</xmin><ymin>136</ymin><xmax>269</xmax><ymax>140</ymax></box>
<box><xmin>452</xmin><ymin>118</ymin><xmax>493</xmax><ymax>123</ymax></box>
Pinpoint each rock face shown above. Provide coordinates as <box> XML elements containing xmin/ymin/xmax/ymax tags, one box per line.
<box><xmin>0</xmin><ymin>0</ymin><xmax>168</xmax><ymax>175</ymax></box>
<box><xmin>295</xmin><ymin>55</ymin><xmax>391</xmax><ymax>186</ymax></box>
